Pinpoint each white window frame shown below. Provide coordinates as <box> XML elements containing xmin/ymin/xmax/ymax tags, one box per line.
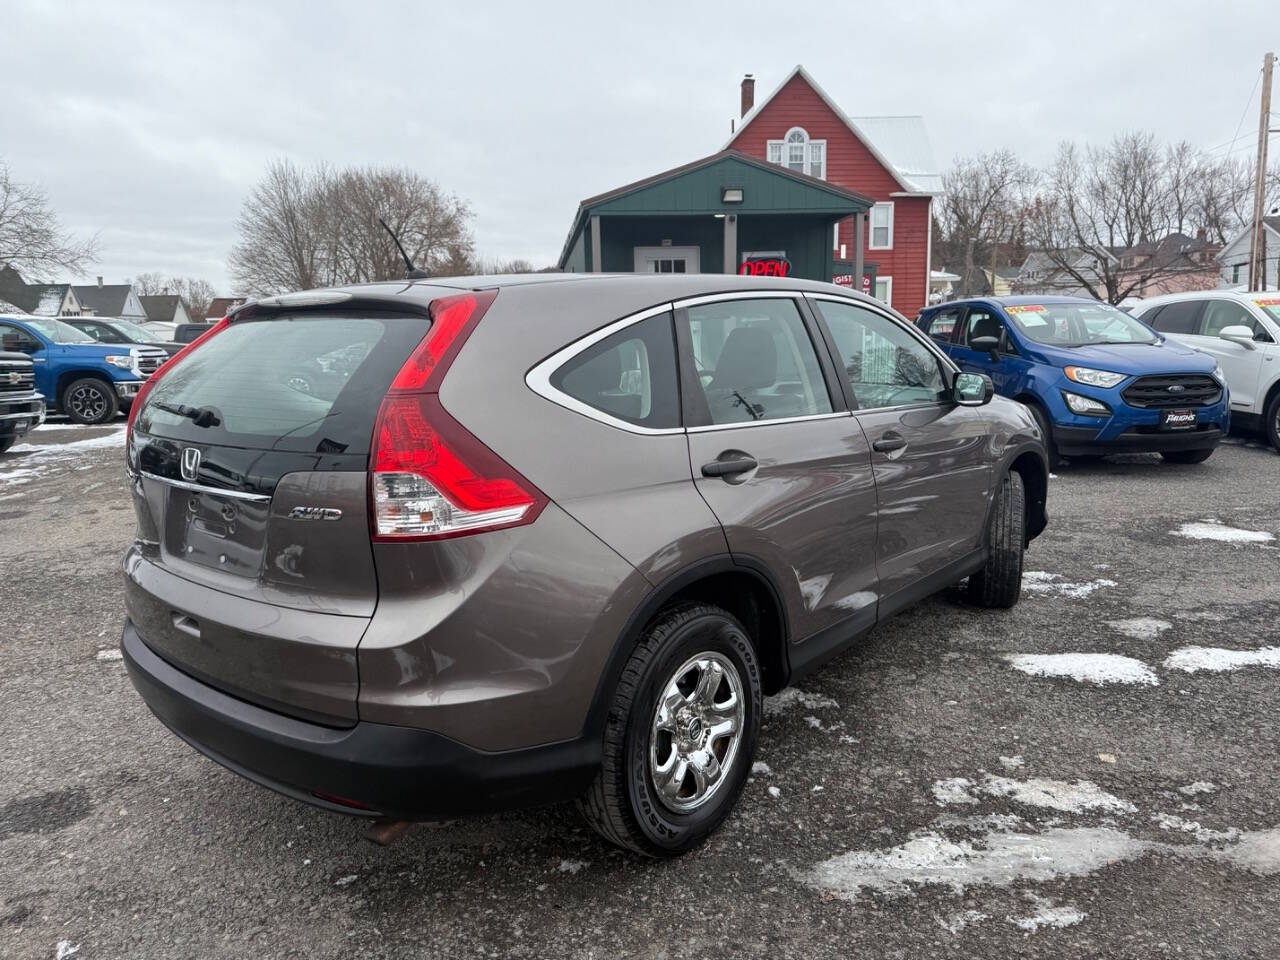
<box><xmin>873</xmin><ymin>276</ymin><xmax>893</xmax><ymax>307</ymax></box>
<box><xmin>766</xmin><ymin>127</ymin><xmax>827</xmax><ymax>180</ymax></box>
<box><xmin>869</xmin><ymin>202</ymin><xmax>894</xmax><ymax>250</ymax></box>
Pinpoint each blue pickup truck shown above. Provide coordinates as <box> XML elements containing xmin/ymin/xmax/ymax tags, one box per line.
<box><xmin>0</xmin><ymin>314</ymin><xmax>169</xmax><ymax>424</ymax></box>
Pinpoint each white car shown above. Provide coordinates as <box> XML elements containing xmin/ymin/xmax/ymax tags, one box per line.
<box><xmin>1131</xmin><ymin>291</ymin><xmax>1280</xmax><ymax>450</ymax></box>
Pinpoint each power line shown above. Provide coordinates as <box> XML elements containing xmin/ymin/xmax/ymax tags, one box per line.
<box><xmin>1207</xmin><ymin>66</ymin><xmax>1263</xmax><ymax>155</ymax></box>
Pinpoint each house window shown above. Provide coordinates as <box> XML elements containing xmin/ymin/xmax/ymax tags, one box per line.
<box><xmin>869</xmin><ymin>203</ymin><xmax>894</xmax><ymax>250</ymax></box>
<box><xmin>1232</xmin><ymin>263</ymin><xmax>1243</xmax><ymax>284</ymax></box>
<box><xmin>874</xmin><ymin>276</ymin><xmax>893</xmax><ymax>307</ymax></box>
<box><xmin>766</xmin><ymin>127</ymin><xmax>826</xmax><ymax>180</ymax></box>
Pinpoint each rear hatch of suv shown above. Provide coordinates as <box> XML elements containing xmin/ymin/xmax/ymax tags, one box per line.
<box><xmin>125</xmin><ymin>303</ymin><xmax>433</xmax><ymax>725</ymax></box>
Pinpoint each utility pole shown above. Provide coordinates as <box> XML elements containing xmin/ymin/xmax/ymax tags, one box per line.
<box><xmin>1247</xmin><ymin>52</ymin><xmax>1275</xmax><ymax>291</ymax></box>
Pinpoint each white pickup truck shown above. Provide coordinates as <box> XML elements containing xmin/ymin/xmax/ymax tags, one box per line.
<box><xmin>1132</xmin><ymin>291</ymin><xmax>1280</xmax><ymax>450</ymax></box>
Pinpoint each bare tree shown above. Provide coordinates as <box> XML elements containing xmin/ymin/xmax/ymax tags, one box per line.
<box><xmin>936</xmin><ymin>150</ymin><xmax>1037</xmax><ymax>294</ymax></box>
<box><xmin>127</xmin><ymin>271</ymin><xmax>169</xmax><ymax>296</ymax></box>
<box><xmin>125</xmin><ymin>272</ymin><xmax>218</xmax><ymax>319</ymax></box>
<box><xmin>0</xmin><ymin>160</ymin><xmax>99</xmax><ymax>279</ymax></box>
<box><xmin>1026</xmin><ymin>134</ymin><xmax>1199</xmax><ymax>303</ymax></box>
<box><xmin>473</xmin><ymin>257</ymin><xmax>537</xmax><ymax>275</ymax></box>
<box><xmin>228</xmin><ymin>160</ymin><xmax>474</xmax><ymax>295</ymax></box>
<box><xmin>1165</xmin><ymin>140</ymin><xmax>1200</xmax><ymax>235</ymax></box>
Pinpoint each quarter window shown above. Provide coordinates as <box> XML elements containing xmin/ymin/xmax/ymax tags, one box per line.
<box><xmin>679</xmin><ymin>298</ymin><xmax>832</xmax><ymax>425</ymax></box>
<box><xmin>925</xmin><ymin>308</ymin><xmax>962</xmax><ymax>343</ymax></box>
<box><xmin>813</xmin><ymin>299</ymin><xmax>949</xmax><ymax>409</ymax></box>
<box><xmin>551</xmin><ymin>312</ymin><xmax>681</xmax><ymax>429</ymax></box>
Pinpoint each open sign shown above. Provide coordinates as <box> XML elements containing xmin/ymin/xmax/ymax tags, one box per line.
<box><xmin>739</xmin><ymin>257</ymin><xmax>791</xmax><ymax>277</ymax></box>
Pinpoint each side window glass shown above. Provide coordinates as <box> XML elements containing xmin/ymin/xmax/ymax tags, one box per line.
<box><xmin>550</xmin><ymin>311</ymin><xmax>681</xmax><ymax>429</ymax></box>
<box><xmin>1201</xmin><ymin>301</ymin><xmax>1260</xmax><ymax>338</ymax></box>
<box><xmin>1148</xmin><ymin>301</ymin><xmax>1202</xmax><ymax>335</ymax></box>
<box><xmin>81</xmin><ymin>323</ymin><xmax>106</xmax><ymax>341</ymax></box>
<box><xmin>0</xmin><ymin>324</ymin><xmax>39</xmax><ymax>354</ymax></box>
<box><xmin>814</xmin><ymin>299</ymin><xmax>949</xmax><ymax>409</ymax></box>
<box><xmin>963</xmin><ymin>309</ymin><xmax>1006</xmax><ymax>349</ymax></box>
<box><xmin>925</xmin><ymin>308</ymin><xmax>961</xmax><ymax>343</ymax></box>
<box><xmin>678</xmin><ymin>298</ymin><xmax>832</xmax><ymax>425</ymax></box>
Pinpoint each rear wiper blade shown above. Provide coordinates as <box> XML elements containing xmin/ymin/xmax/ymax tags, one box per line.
<box><xmin>152</xmin><ymin>401</ymin><xmax>222</xmax><ymax>428</ymax></box>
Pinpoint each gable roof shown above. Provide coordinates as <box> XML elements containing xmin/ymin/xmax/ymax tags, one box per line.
<box><xmin>558</xmin><ymin>148</ymin><xmax>874</xmax><ymax>268</ymax></box>
<box><xmin>1218</xmin><ymin>215</ymin><xmax>1280</xmax><ymax>261</ymax></box>
<box><xmin>206</xmin><ymin>297</ymin><xmax>248</xmax><ymax>318</ymax></box>
<box><xmin>72</xmin><ymin>283</ymin><xmax>136</xmax><ymax>317</ymax></box>
<box><xmin>725</xmin><ymin>65</ymin><xmax>940</xmax><ymax>196</ymax></box>
<box><xmin>139</xmin><ymin>294</ymin><xmax>183</xmax><ymax>322</ymax></box>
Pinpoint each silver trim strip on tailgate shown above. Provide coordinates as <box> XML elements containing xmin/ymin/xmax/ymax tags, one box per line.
<box><xmin>135</xmin><ymin>470</ymin><xmax>272</xmax><ymax>503</ymax></box>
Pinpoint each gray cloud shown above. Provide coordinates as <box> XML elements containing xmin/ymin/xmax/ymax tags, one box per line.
<box><xmin>3</xmin><ymin>0</ymin><xmax>1271</xmax><ymax>291</ymax></box>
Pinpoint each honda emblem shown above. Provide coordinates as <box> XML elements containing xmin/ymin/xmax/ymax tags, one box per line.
<box><xmin>181</xmin><ymin>447</ymin><xmax>201</xmax><ymax>482</ymax></box>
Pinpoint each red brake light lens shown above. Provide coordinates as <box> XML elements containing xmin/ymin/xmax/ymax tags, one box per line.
<box><xmin>370</xmin><ymin>289</ymin><xmax>545</xmax><ymax>540</ymax></box>
<box><xmin>127</xmin><ymin>317</ymin><xmax>230</xmax><ymax>440</ymax></box>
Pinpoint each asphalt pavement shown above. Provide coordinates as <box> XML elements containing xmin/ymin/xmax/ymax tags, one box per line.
<box><xmin>1</xmin><ymin>420</ymin><xmax>1278</xmax><ymax>959</ymax></box>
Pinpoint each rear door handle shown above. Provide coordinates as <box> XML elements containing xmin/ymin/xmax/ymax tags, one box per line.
<box><xmin>872</xmin><ymin>433</ymin><xmax>908</xmax><ymax>453</ymax></box>
<box><xmin>701</xmin><ymin>454</ymin><xmax>758</xmax><ymax>478</ymax></box>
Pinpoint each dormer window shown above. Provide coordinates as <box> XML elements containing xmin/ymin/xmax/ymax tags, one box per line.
<box><xmin>767</xmin><ymin>127</ymin><xmax>826</xmax><ymax>179</ymax></box>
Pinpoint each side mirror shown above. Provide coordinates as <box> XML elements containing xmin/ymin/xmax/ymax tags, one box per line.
<box><xmin>968</xmin><ymin>335</ymin><xmax>1001</xmax><ymax>362</ymax></box>
<box><xmin>954</xmin><ymin>371</ymin><xmax>994</xmax><ymax>406</ymax></box>
<box><xmin>1219</xmin><ymin>325</ymin><xmax>1257</xmax><ymax>351</ymax></box>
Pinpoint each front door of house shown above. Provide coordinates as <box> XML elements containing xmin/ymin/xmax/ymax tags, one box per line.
<box><xmin>634</xmin><ymin>246</ymin><xmax>700</xmax><ymax>274</ymax></box>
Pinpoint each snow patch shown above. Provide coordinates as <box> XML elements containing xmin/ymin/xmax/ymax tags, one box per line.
<box><xmin>767</xmin><ymin>786</ymin><xmax>782</xmax><ymax>799</ymax></box>
<box><xmin>1021</xmin><ymin>571</ymin><xmax>1117</xmax><ymax>599</ymax></box>
<box><xmin>1178</xmin><ymin>781</ymin><xmax>1217</xmax><ymax>797</ymax></box>
<box><xmin>557</xmin><ymin>859</ymin><xmax>588</xmax><ymax>874</ymax></box>
<box><xmin>998</xmin><ymin>755</ymin><xmax>1025</xmax><ymax>770</ymax></box>
<box><xmin>1171</xmin><ymin>520</ymin><xmax>1274</xmax><ymax>544</ymax></box>
<box><xmin>1153</xmin><ymin>812</ymin><xmax>1240</xmax><ymax>844</ymax></box>
<box><xmin>750</xmin><ymin>761</ymin><xmax>772</xmax><ymax>776</ymax></box>
<box><xmin>1107</xmin><ymin>617</ymin><xmax>1172</xmax><ymax>641</ymax></box>
<box><xmin>1212</xmin><ymin>826</ymin><xmax>1280</xmax><ymax>875</ymax></box>
<box><xmin>803</xmin><ymin>826</ymin><xmax>1145</xmax><ymax>899</ymax></box>
<box><xmin>95</xmin><ymin>648</ymin><xmax>123</xmax><ymax>662</ymax></box>
<box><xmin>934</xmin><ymin>774</ymin><xmax>1136</xmax><ymax>815</ymax></box>
<box><xmin>939</xmin><ymin>909</ymin><xmax>988</xmax><ymax>934</ymax></box>
<box><xmin>1005</xmin><ymin>652</ymin><xmax>1159</xmax><ymax>687</ymax></box>
<box><xmin>764</xmin><ymin>687</ymin><xmax>838</xmax><ymax>716</ymax></box>
<box><xmin>1164</xmin><ymin>646</ymin><xmax>1280</xmax><ymax>673</ymax></box>
<box><xmin>55</xmin><ymin>943</ymin><xmax>80</xmax><ymax>960</ymax></box>
<box><xmin>9</xmin><ymin>427</ymin><xmax>126</xmax><ymax>457</ymax></box>
<box><xmin>1007</xmin><ymin>896</ymin><xmax>1086</xmax><ymax>932</ymax></box>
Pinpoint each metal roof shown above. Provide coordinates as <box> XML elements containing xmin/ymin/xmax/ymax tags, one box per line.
<box><xmin>847</xmin><ymin>116</ymin><xmax>942</xmax><ymax>194</ymax></box>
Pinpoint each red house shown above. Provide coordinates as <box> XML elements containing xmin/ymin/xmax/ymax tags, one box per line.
<box><xmin>725</xmin><ymin>65</ymin><xmax>941</xmax><ymax>320</ymax></box>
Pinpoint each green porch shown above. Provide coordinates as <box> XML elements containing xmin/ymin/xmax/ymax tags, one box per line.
<box><xmin>559</xmin><ymin>151</ymin><xmax>872</xmax><ymax>285</ymax></box>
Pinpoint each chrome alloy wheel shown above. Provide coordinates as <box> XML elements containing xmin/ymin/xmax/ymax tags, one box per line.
<box><xmin>649</xmin><ymin>652</ymin><xmax>745</xmax><ymax>813</ymax></box>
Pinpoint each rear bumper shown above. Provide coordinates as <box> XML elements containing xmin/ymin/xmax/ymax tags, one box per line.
<box><xmin>1055</xmin><ymin>424</ymin><xmax>1225</xmax><ymax>456</ymax></box>
<box><xmin>122</xmin><ymin>620</ymin><xmax>599</xmax><ymax>819</ymax></box>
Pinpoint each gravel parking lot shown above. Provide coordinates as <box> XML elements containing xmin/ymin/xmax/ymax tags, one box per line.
<box><xmin>2</xmin><ymin>422</ymin><xmax>1278</xmax><ymax>959</ymax></box>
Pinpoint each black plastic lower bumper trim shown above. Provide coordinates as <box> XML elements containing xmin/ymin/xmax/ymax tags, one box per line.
<box><xmin>122</xmin><ymin>621</ymin><xmax>599</xmax><ymax>819</ymax></box>
<box><xmin>1055</xmin><ymin>425</ymin><xmax>1224</xmax><ymax>456</ymax></box>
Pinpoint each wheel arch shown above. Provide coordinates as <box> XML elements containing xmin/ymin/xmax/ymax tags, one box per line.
<box><xmin>582</xmin><ymin>556</ymin><xmax>790</xmax><ymax>742</ymax></box>
<box><xmin>1008</xmin><ymin>447</ymin><xmax>1049</xmax><ymax>541</ymax></box>
<box><xmin>55</xmin><ymin>369</ymin><xmax>115</xmax><ymax>402</ymax></box>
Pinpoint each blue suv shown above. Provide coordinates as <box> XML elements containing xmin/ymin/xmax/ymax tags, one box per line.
<box><xmin>916</xmin><ymin>296</ymin><xmax>1229</xmax><ymax>465</ymax></box>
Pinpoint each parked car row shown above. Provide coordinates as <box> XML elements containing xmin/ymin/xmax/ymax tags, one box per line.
<box><xmin>0</xmin><ymin>314</ymin><xmax>169</xmax><ymax>424</ymax></box>
<box><xmin>117</xmin><ymin>275</ymin><xmax>1048</xmax><ymax>857</ymax></box>
<box><xmin>916</xmin><ymin>294</ymin><xmax>1258</xmax><ymax>464</ymax></box>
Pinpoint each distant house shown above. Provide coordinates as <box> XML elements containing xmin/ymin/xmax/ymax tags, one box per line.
<box><xmin>139</xmin><ymin>295</ymin><xmax>191</xmax><ymax>326</ymax></box>
<box><xmin>1217</xmin><ymin>215</ymin><xmax>1280</xmax><ymax>290</ymax></box>
<box><xmin>1114</xmin><ymin>232</ymin><xmax>1219</xmax><ymax>297</ymax></box>
<box><xmin>205</xmin><ymin>296</ymin><xmax>248</xmax><ymax>319</ymax></box>
<box><xmin>72</xmin><ymin>278</ymin><xmax>147</xmax><ymax>321</ymax></box>
<box><xmin>1014</xmin><ymin>249</ymin><xmax>1115</xmax><ymax>297</ymax></box>
<box><xmin>0</xmin><ymin>266</ymin><xmax>84</xmax><ymax>315</ymax></box>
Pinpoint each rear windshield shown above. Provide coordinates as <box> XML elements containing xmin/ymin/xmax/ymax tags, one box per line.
<box><xmin>137</xmin><ymin>313</ymin><xmax>429</xmax><ymax>454</ymax></box>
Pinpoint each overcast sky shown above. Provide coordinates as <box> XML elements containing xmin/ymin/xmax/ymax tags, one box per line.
<box><xmin>4</xmin><ymin>0</ymin><xmax>1275</xmax><ymax>292</ymax></box>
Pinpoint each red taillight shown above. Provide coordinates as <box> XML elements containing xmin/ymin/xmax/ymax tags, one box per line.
<box><xmin>370</xmin><ymin>290</ymin><xmax>544</xmax><ymax>540</ymax></box>
<box><xmin>126</xmin><ymin>317</ymin><xmax>230</xmax><ymax>441</ymax></box>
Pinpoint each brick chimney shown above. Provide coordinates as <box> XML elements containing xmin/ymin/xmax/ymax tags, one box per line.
<box><xmin>96</xmin><ymin>276</ymin><xmax>103</xmax><ymax>287</ymax></box>
<box><xmin>740</xmin><ymin>74</ymin><xmax>755</xmax><ymax>118</ymax></box>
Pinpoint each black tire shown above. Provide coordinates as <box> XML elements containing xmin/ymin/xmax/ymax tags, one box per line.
<box><xmin>62</xmin><ymin>377</ymin><xmax>118</xmax><ymax>425</ymax></box>
<box><xmin>0</xmin><ymin>436</ymin><xmax>14</xmax><ymax>454</ymax></box>
<box><xmin>578</xmin><ymin>603</ymin><xmax>762</xmax><ymax>858</ymax></box>
<box><xmin>1161</xmin><ymin>448</ymin><xmax>1214</xmax><ymax>464</ymax></box>
<box><xmin>1266</xmin><ymin>392</ymin><xmax>1280</xmax><ymax>452</ymax></box>
<box><xmin>1025</xmin><ymin>402</ymin><xmax>1062</xmax><ymax>468</ymax></box>
<box><xmin>968</xmin><ymin>470</ymin><xmax>1026</xmax><ymax>609</ymax></box>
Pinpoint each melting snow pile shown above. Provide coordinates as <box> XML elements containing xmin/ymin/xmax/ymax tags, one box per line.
<box><xmin>1163</xmin><ymin>646</ymin><xmax>1280</xmax><ymax>673</ymax></box>
<box><xmin>1005</xmin><ymin>653</ymin><xmax>1159</xmax><ymax>687</ymax></box>
<box><xmin>1021</xmin><ymin>571</ymin><xmax>1117</xmax><ymax>599</ymax></box>
<box><xmin>1171</xmin><ymin>520</ymin><xmax>1274</xmax><ymax>544</ymax></box>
